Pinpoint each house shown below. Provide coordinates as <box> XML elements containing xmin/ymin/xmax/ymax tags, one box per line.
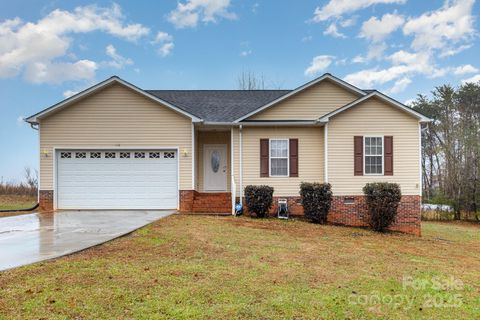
<box><xmin>26</xmin><ymin>73</ymin><xmax>431</xmax><ymax>235</ymax></box>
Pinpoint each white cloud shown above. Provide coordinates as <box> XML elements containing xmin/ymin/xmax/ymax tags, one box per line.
<box><xmin>158</xmin><ymin>43</ymin><xmax>175</xmax><ymax>57</ymax></box>
<box><xmin>312</xmin><ymin>0</ymin><xmax>406</xmax><ymax>22</ymax></box>
<box><xmin>24</xmin><ymin>60</ymin><xmax>97</xmax><ymax>84</ymax></box>
<box><xmin>352</xmin><ymin>42</ymin><xmax>387</xmax><ymax>63</ymax></box>
<box><xmin>240</xmin><ymin>50</ymin><xmax>252</xmax><ymax>57</ymax></box>
<box><xmin>340</xmin><ymin>16</ymin><xmax>357</xmax><ymax>27</ymax></box>
<box><xmin>104</xmin><ymin>44</ymin><xmax>133</xmax><ymax>69</ymax></box>
<box><xmin>323</xmin><ymin>23</ymin><xmax>346</xmax><ymax>38</ymax></box>
<box><xmin>389</xmin><ymin>77</ymin><xmax>411</xmax><ymax>93</ymax></box>
<box><xmin>404</xmin><ymin>98</ymin><xmax>415</xmax><ymax>105</ymax></box>
<box><xmin>16</xmin><ymin>115</ymin><xmax>25</xmax><ymax>126</ymax></box>
<box><xmin>438</xmin><ymin>44</ymin><xmax>472</xmax><ymax>58</ymax></box>
<box><xmin>462</xmin><ymin>74</ymin><xmax>480</xmax><ymax>84</ymax></box>
<box><xmin>403</xmin><ymin>0</ymin><xmax>475</xmax><ymax>53</ymax></box>
<box><xmin>153</xmin><ymin>32</ymin><xmax>174</xmax><ymax>57</ymax></box>
<box><xmin>168</xmin><ymin>0</ymin><xmax>236</xmax><ymax>29</ymax></box>
<box><xmin>453</xmin><ymin>64</ymin><xmax>478</xmax><ymax>75</ymax></box>
<box><xmin>359</xmin><ymin>13</ymin><xmax>404</xmax><ymax>42</ymax></box>
<box><xmin>304</xmin><ymin>55</ymin><xmax>334</xmax><ymax>76</ymax></box>
<box><xmin>0</xmin><ymin>4</ymin><xmax>149</xmax><ymax>84</ymax></box>
<box><xmin>63</xmin><ymin>89</ymin><xmax>79</xmax><ymax>98</ymax></box>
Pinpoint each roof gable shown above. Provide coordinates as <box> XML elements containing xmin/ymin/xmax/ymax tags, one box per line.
<box><xmin>25</xmin><ymin>76</ymin><xmax>202</xmax><ymax>124</ymax></box>
<box><xmin>233</xmin><ymin>73</ymin><xmax>367</xmax><ymax>122</ymax></box>
<box><xmin>318</xmin><ymin>91</ymin><xmax>432</xmax><ymax>123</ymax></box>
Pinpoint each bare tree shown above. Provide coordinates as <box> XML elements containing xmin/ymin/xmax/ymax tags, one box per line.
<box><xmin>237</xmin><ymin>71</ymin><xmax>266</xmax><ymax>90</ymax></box>
<box><xmin>24</xmin><ymin>167</ymin><xmax>38</xmax><ymax>193</ymax></box>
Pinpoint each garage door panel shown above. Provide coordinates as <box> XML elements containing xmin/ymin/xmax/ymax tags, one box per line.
<box><xmin>56</xmin><ymin>150</ymin><xmax>178</xmax><ymax>209</ymax></box>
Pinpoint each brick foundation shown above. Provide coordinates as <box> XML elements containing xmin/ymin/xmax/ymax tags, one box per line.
<box><xmin>39</xmin><ymin>190</ymin><xmax>54</xmax><ymax>211</ymax></box>
<box><xmin>238</xmin><ymin>195</ymin><xmax>421</xmax><ymax>236</ymax></box>
<box><xmin>179</xmin><ymin>190</ymin><xmax>196</xmax><ymax>212</ymax></box>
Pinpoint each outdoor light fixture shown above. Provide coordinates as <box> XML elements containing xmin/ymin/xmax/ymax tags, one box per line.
<box><xmin>42</xmin><ymin>149</ymin><xmax>49</xmax><ymax>157</ymax></box>
<box><xmin>182</xmin><ymin>149</ymin><xmax>188</xmax><ymax>157</ymax></box>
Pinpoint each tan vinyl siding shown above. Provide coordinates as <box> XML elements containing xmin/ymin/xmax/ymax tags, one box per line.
<box><xmin>196</xmin><ymin>131</ymin><xmax>231</xmax><ymax>192</ymax></box>
<box><xmin>249</xmin><ymin>80</ymin><xmax>359</xmax><ymax>120</ymax></box>
<box><xmin>328</xmin><ymin>97</ymin><xmax>420</xmax><ymax>196</ymax></box>
<box><xmin>39</xmin><ymin>83</ymin><xmax>193</xmax><ymax>190</ymax></box>
<box><xmin>236</xmin><ymin>126</ymin><xmax>324</xmax><ymax>197</ymax></box>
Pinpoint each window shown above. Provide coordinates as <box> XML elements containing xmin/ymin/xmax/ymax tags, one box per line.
<box><xmin>134</xmin><ymin>152</ymin><xmax>145</xmax><ymax>159</ymax></box>
<box><xmin>149</xmin><ymin>152</ymin><xmax>160</xmax><ymax>158</ymax></box>
<box><xmin>163</xmin><ymin>151</ymin><xmax>175</xmax><ymax>159</ymax></box>
<box><xmin>60</xmin><ymin>152</ymin><xmax>71</xmax><ymax>159</ymax></box>
<box><xmin>105</xmin><ymin>152</ymin><xmax>116</xmax><ymax>159</ymax></box>
<box><xmin>270</xmin><ymin>139</ymin><xmax>289</xmax><ymax>176</ymax></box>
<box><xmin>75</xmin><ymin>152</ymin><xmax>86</xmax><ymax>159</ymax></box>
<box><xmin>90</xmin><ymin>152</ymin><xmax>101</xmax><ymax>159</ymax></box>
<box><xmin>364</xmin><ymin>136</ymin><xmax>383</xmax><ymax>174</ymax></box>
<box><xmin>120</xmin><ymin>152</ymin><xmax>131</xmax><ymax>159</ymax></box>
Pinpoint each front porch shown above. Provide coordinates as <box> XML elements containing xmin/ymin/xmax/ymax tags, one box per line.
<box><xmin>183</xmin><ymin>127</ymin><xmax>234</xmax><ymax>214</ymax></box>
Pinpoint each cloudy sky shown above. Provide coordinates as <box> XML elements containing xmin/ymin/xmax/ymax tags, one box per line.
<box><xmin>1</xmin><ymin>0</ymin><xmax>479</xmax><ymax>181</ymax></box>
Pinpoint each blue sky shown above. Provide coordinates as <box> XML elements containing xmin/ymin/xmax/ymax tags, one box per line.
<box><xmin>1</xmin><ymin>0</ymin><xmax>479</xmax><ymax>182</ymax></box>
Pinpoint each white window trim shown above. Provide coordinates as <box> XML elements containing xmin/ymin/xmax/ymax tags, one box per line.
<box><xmin>363</xmin><ymin>135</ymin><xmax>384</xmax><ymax>176</ymax></box>
<box><xmin>269</xmin><ymin>138</ymin><xmax>289</xmax><ymax>177</ymax></box>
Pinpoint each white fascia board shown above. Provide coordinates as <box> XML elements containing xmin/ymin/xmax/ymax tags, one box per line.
<box><xmin>25</xmin><ymin>76</ymin><xmax>202</xmax><ymax>124</ymax></box>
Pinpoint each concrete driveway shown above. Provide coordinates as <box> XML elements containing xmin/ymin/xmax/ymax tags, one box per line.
<box><xmin>0</xmin><ymin>210</ymin><xmax>174</xmax><ymax>271</ymax></box>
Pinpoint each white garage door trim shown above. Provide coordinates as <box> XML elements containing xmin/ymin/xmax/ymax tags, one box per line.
<box><xmin>53</xmin><ymin>146</ymin><xmax>180</xmax><ymax>210</ymax></box>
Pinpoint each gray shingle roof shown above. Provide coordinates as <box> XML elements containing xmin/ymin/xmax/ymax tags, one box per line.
<box><xmin>146</xmin><ymin>90</ymin><xmax>291</xmax><ymax>122</ymax></box>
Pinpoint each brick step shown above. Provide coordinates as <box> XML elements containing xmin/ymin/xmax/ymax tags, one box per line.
<box><xmin>193</xmin><ymin>200</ymin><xmax>231</xmax><ymax>205</ymax></box>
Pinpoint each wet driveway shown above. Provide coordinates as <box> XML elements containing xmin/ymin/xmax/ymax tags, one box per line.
<box><xmin>0</xmin><ymin>210</ymin><xmax>174</xmax><ymax>271</ymax></box>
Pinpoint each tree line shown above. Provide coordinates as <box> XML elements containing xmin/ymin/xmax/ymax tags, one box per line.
<box><xmin>412</xmin><ymin>82</ymin><xmax>480</xmax><ymax>219</ymax></box>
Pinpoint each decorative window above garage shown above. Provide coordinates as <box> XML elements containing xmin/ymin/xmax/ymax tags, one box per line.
<box><xmin>105</xmin><ymin>152</ymin><xmax>116</xmax><ymax>159</ymax></box>
<box><xmin>164</xmin><ymin>151</ymin><xmax>175</xmax><ymax>159</ymax></box>
<box><xmin>90</xmin><ymin>152</ymin><xmax>101</xmax><ymax>159</ymax></box>
<box><xmin>134</xmin><ymin>152</ymin><xmax>146</xmax><ymax>159</ymax></box>
<box><xmin>75</xmin><ymin>152</ymin><xmax>86</xmax><ymax>159</ymax></box>
<box><xmin>120</xmin><ymin>152</ymin><xmax>131</xmax><ymax>159</ymax></box>
<box><xmin>60</xmin><ymin>152</ymin><xmax>71</xmax><ymax>159</ymax></box>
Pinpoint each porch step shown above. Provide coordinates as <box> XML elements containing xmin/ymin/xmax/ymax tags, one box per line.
<box><xmin>192</xmin><ymin>192</ymin><xmax>232</xmax><ymax>213</ymax></box>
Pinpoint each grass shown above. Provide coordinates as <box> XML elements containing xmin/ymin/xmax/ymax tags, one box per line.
<box><xmin>0</xmin><ymin>216</ymin><xmax>479</xmax><ymax>319</ymax></box>
<box><xmin>0</xmin><ymin>194</ymin><xmax>36</xmax><ymax>211</ymax></box>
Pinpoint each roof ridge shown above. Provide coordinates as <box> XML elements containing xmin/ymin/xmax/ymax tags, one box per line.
<box><xmin>145</xmin><ymin>89</ymin><xmax>292</xmax><ymax>92</ymax></box>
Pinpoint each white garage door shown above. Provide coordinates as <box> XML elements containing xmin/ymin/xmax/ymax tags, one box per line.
<box><xmin>56</xmin><ymin>150</ymin><xmax>178</xmax><ymax>209</ymax></box>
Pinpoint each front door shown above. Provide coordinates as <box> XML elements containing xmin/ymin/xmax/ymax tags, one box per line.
<box><xmin>204</xmin><ymin>144</ymin><xmax>227</xmax><ymax>191</ymax></box>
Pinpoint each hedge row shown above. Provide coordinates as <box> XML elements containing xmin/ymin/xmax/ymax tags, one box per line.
<box><xmin>244</xmin><ymin>182</ymin><xmax>402</xmax><ymax>232</ymax></box>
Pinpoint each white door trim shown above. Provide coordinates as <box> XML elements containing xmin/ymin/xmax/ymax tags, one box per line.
<box><xmin>203</xmin><ymin>144</ymin><xmax>227</xmax><ymax>192</ymax></box>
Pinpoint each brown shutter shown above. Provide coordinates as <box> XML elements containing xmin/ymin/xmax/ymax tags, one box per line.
<box><xmin>260</xmin><ymin>139</ymin><xmax>269</xmax><ymax>177</ymax></box>
<box><xmin>289</xmin><ymin>139</ymin><xmax>298</xmax><ymax>177</ymax></box>
<box><xmin>384</xmin><ymin>136</ymin><xmax>393</xmax><ymax>175</ymax></box>
<box><xmin>354</xmin><ymin>136</ymin><xmax>363</xmax><ymax>176</ymax></box>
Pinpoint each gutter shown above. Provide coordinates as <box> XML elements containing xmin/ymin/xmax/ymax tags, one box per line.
<box><xmin>200</xmin><ymin>121</ymin><xmax>322</xmax><ymax>126</ymax></box>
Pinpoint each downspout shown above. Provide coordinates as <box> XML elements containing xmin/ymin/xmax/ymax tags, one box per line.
<box><xmin>239</xmin><ymin>124</ymin><xmax>243</xmax><ymax>206</ymax></box>
<box><xmin>324</xmin><ymin>123</ymin><xmax>328</xmax><ymax>182</ymax></box>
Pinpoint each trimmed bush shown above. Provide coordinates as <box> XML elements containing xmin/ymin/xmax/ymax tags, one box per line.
<box><xmin>363</xmin><ymin>182</ymin><xmax>402</xmax><ymax>232</ymax></box>
<box><xmin>244</xmin><ymin>185</ymin><xmax>274</xmax><ymax>218</ymax></box>
<box><xmin>300</xmin><ymin>182</ymin><xmax>333</xmax><ymax>223</ymax></box>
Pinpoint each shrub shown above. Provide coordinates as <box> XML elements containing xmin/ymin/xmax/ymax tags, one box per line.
<box><xmin>363</xmin><ymin>182</ymin><xmax>402</xmax><ymax>232</ymax></box>
<box><xmin>300</xmin><ymin>182</ymin><xmax>332</xmax><ymax>224</ymax></box>
<box><xmin>244</xmin><ymin>185</ymin><xmax>274</xmax><ymax>218</ymax></box>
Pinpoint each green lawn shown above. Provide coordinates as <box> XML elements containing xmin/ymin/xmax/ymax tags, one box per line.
<box><xmin>0</xmin><ymin>216</ymin><xmax>479</xmax><ymax>319</ymax></box>
<box><xmin>0</xmin><ymin>195</ymin><xmax>36</xmax><ymax>211</ymax></box>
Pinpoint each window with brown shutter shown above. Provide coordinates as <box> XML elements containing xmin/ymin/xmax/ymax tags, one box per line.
<box><xmin>354</xmin><ymin>136</ymin><xmax>363</xmax><ymax>176</ymax></box>
<box><xmin>260</xmin><ymin>139</ymin><xmax>269</xmax><ymax>177</ymax></box>
<box><xmin>289</xmin><ymin>139</ymin><xmax>298</xmax><ymax>177</ymax></box>
<box><xmin>384</xmin><ymin>136</ymin><xmax>393</xmax><ymax>175</ymax></box>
